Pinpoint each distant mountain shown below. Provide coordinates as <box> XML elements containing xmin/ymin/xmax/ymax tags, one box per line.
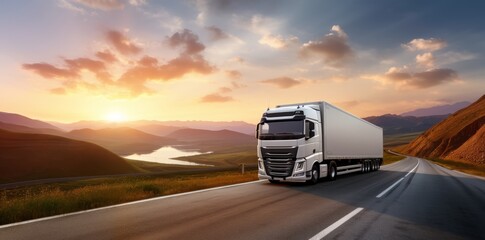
<box><xmin>364</xmin><ymin>114</ymin><xmax>448</xmax><ymax>135</ymax></box>
<box><xmin>0</xmin><ymin>111</ymin><xmax>60</xmax><ymax>130</ymax></box>
<box><xmin>50</xmin><ymin>120</ymin><xmax>255</xmax><ymax>136</ymax></box>
<box><xmin>402</xmin><ymin>95</ymin><xmax>485</xmax><ymax>165</ymax></box>
<box><xmin>0</xmin><ymin>129</ymin><xmax>139</xmax><ymax>183</ymax></box>
<box><xmin>401</xmin><ymin>101</ymin><xmax>470</xmax><ymax>117</ymax></box>
<box><xmin>0</xmin><ymin>122</ymin><xmax>64</xmax><ymax>135</ymax></box>
<box><xmin>66</xmin><ymin>127</ymin><xmax>176</xmax><ymax>155</ymax></box>
<box><xmin>167</xmin><ymin>128</ymin><xmax>255</xmax><ymax>144</ymax></box>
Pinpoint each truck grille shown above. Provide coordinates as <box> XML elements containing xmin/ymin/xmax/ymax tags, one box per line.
<box><xmin>261</xmin><ymin>147</ymin><xmax>298</xmax><ymax>177</ymax></box>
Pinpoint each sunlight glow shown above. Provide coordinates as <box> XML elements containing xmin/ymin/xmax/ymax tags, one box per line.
<box><xmin>105</xmin><ymin>112</ymin><xmax>126</xmax><ymax>122</ymax></box>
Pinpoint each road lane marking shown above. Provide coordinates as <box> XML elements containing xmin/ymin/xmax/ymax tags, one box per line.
<box><xmin>376</xmin><ymin>159</ymin><xmax>419</xmax><ymax>198</ymax></box>
<box><xmin>0</xmin><ymin>179</ymin><xmax>266</xmax><ymax>229</ymax></box>
<box><xmin>309</xmin><ymin>207</ymin><xmax>364</xmax><ymax>240</ymax></box>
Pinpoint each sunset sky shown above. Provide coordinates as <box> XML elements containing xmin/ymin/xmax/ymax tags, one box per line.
<box><xmin>1</xmin><ymin>0</ymin><xmax>484</xmax><ymax>124</ymax></box>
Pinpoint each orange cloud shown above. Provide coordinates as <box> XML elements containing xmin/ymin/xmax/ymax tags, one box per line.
<box><xmin>225</xmin><ymin>70</ymin><xmax>242</xmax><ymax>79</ymax></box>
<box><xmin>168</xmin><ymin>29</ymin><xmax>205</xmax><ymax>55</ymax></box>
<box><xmin>96</xmin><ymin>50</ymin><xmax>118</xmax><ymax>63</ymax></box>
<box><xmin>23</xmin><ymin>29</ymin><xmax>216</xmax><ymax>98</ymax></box>
<box><xmin>416</xmin><ymin>52</ymin><xmax>435</xmax><ymax>69</ymax></box>
<box><xmin>200</xmin><ymin>93</ymin><xmax>233</xmax><ymax>103</ymax></box>
<box><xmin>107</xmin><ymin>30</ymin><xmax>142</xmax><ymax>55</ymax></box>
<box><xmin>300</xmin><ymin>25</ymin><xmax>353</xmax><ymax>67</ymax></box>
<box><xmin>260</xmin><ymin>77</ymin><xmax>301</xmax><ymax>89</ymax></box>
<box><xmin>375</xmin><ymin>67</ymin><xmax>459</xmax><ymax>89</ymax></box>
<box><xmin>402</xmin><ymin>38</ymin><xmax>447</xmax><ymax>52</ymax></box>
<box><xmin>22</xmin><ymin>63</ymin><xmax>78</xmax><ymax>79</ymax></box>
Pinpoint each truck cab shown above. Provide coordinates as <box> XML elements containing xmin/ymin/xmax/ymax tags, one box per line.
<box><xmin>256</xmin><ymin>104</ymin><xmax>326</xmax><ymax>183</ymax></box>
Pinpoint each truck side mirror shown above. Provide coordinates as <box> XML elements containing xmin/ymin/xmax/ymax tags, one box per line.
<box><xmin>255</xmin><ymin>123</ymin><xmax>260</xmax><ymax>139</ymax></box>
<box><xmin>305</xmin><ymin>121</ymin><xmax>315</xmax><ymax>140</ymax></box>
<box><xmin>305</xmin><ymin>121</ymin><xmax>310</xmax><ymax>140</ymax></box>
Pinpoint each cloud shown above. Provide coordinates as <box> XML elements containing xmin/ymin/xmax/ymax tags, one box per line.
<box><xmin>22</xmin><ymin>63</ymin><xmax>78</xmax><ymax>79</ymax></box>
<box><xmin>206</xmin><ymin>26</ymin><xmax>229</xmax><ymax>41</ymax></box>
<box><xmin>23</xmin><ymin>29</ymin><xmax>216</xmax><ymax>98</ymax></box>
<box><xmin>260</xmin><ymin>77</ymin><xmax>302</xmax><ymax>89</ymax></box>
<box><xmin>96</xmin><ymin>50</ymin><xmax>118</xmax><ymax>63</ymax></box>
<box><xmin>58</xmin><ymin>0</ymin><xmax>85</xmax><ymax>13</ymax></box>
<box><xmin>229</xmin><ymin>56</ymin><xmax>245</xmax><ymax>64</ymax></box>
<box><xmin>259</xmin><ymin>34</ymin><xmax>298</xmax><ymax>49</ymax></box>
<box><xmin>225</xmin><ymin>70</ymin><xmax>241</xmax><ymax>79</ymax></box>
<box><xmin>200</xmin><ymin>93</ymin><xmax>233</xmax><ymax>103</ymax></box>
<box><xmin>106</xmin><ymin>30</ymin><xmax>142</xmax><ymax>55</ymax></box>
<box><xmin>128</xmin><ymin>0</ymin><xmax>146</xmax><ymax>6</ymax></box>
<box><xmin>50</xmin><ymin>87</ymin><xmax>67</xmax><ymax>95</ymax></box>
<box><xmin>167</xmin><ymin>29</ymin><xmax>205</xmax><ymax>55</ymax></box>
<box><xmin>74</xmin><ymin>0</ymin><xmax>124</xmax><ymax>10</ymax></box>
<box><xmin>416</xmin><ymin>52</ymin><xmax>435</xmax><ymax>68</ymax></box>
<box><xmin>373</xmin><ymin>66</ymin><xmax>458</xmax><ymax>89</ymax></box>
<box><xmin>402</xmin><ymin>38</ymin><xmax>447</xmax><ymax>52</ymax></box>
<box><xmin>300</xmin><ymin>25</ymin><xmax>353</xmax><ymax>67</ymax></box>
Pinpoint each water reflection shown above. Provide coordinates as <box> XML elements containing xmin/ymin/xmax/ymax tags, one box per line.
<box><xmin>124</xmin><ymin>146</ymin><xmax>211</xmax><ymax>166</ymax></box>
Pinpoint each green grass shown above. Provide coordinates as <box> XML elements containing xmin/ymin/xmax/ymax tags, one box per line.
<box><xmin>0</xmin><ymin>170</ymin><xmax>258</xmax><ymax>225</ymax></box>
<box><xmin>384</xmin><ymin>132</ymin><xmax>422</xmax><ymax>147</ymax></box>
<box><xmin>383</xmin><ymin>150</ymin><xmax>406</xmax><ymax>165</ymax></box>
<box><xmin>427</xmin><ymin>158</ymin><xmax>485</xmax><ymax>178</ymax></box>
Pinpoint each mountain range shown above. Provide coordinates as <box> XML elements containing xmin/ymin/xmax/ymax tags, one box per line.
<box><xmin>401</xmin><ymin>101</ymin><xmax>471</xmax><ymax>117</ymax></box>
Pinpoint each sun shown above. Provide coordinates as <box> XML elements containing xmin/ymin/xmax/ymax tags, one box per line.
<box><xmin>105</xmin><ymin>112</ymin><xmax>126</xmax><ymax>122</ymax></box>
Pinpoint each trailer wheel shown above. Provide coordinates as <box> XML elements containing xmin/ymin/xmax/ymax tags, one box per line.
<box><xmin>327</xmin><ymin>163</ymin><xmax>337</xmax><ymax>181</ymax></box>
<box><xmin>371</xmin><ymin>160</ymin><xmax>375</xmax><ymax>171</ymax></box>
<box><xmin>307</xmin><ymin>164</ymin><xmax>319</xmax><ymax>185</ymax></box>
<box><xmin>268</xmin><ymin>180</ymin><xmax>280</xmax><ymax>184</ymax></box>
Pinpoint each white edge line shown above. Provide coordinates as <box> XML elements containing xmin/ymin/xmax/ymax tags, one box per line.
<box><xmin>0</xmin><ymin>179</ymin><xmax>266</xmax><ymax>229</ymax></box>
<box><xmin>309</xmin><ymin>207</ymin><xmax>364</xmax><ymax>240</ymax></box>
<box><xmin>376</xmin><ymin>159</ymin><xmax>419</xmax><ymax>198</ymax></box>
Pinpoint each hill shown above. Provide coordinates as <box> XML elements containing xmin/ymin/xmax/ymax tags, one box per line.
<box><xmin>0</xmin><ymin>112</ymin><xmax>60</xmax><ymax>130</ymax></box>
<box><xmin>401</xmin><ymin>101</ymin><xmax>470</xmax><ymax>117</ymax></box>
<box><xmin>50</xmin><ymin>120</ymin><xmax>255</xmax><ymax>135</ymax></box>
<box><xmin>167</xmin><ymin>128</ymin><xmax>254</xmax><ymax>143</ymax></box>
<box><xmin>0</xmin><ymin>129</ymin><xmax>138</xmax><ymax>183</ymax></box>
<box><xmin>364</xmin><ymin>114</ymin><xmax>447</xmax><ymax>135</ymax></box>
<box><xmin>402</xmin><ymin>95</ymin><xmax>485</xmax><ymax>165</ymax></box>
<box><xmin>0</xmin><ymin>122</ymin><xmax>64</xmax><ymax>135</ymax></box>
<box><xmin>66</xmin><ymin>127</ymin><xmax>176</xmax><ymax>155</ymax></box>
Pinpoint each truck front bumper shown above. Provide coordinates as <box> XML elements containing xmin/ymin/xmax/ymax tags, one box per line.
<box><xmin>258</xmin><ymin>158</ymin><xmax>310</xmax><ymax>182</ymax></box>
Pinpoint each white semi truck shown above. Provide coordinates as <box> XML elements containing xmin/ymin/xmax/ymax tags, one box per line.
<box><xmin>256</xmin><ymin>101</ymin><xmax>383</xmax><ymax>184</ymax></box>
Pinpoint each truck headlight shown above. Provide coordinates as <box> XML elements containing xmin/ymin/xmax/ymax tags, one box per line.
<box><xmin>296</xmin><ymin>162</ymin><xmax>304</xmax><ymax>170</ymax></box>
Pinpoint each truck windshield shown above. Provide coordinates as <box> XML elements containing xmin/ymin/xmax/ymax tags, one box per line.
<box><xmin>259</xmin><ymin>120</ymin><xmax>304</xmax><ymax>140</ymax></box>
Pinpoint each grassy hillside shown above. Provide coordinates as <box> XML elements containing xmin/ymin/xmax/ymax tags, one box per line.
<box><xmin>402</xmin><ymin>95</ymin><xmax>485</xmax><ymax>165</ymax></box>
<box><xmin>0</xmin><ymin>129</ymin><xmax>139</xmax><ymax>183</ymax></box>
<box><xmin>66</xmin><ymin>127</ymin><xmax>177</xmax><ymax>155</ymax></box>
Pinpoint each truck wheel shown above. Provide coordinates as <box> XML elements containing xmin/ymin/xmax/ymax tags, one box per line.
<box><xmin>371</xmin><ymin>160</ymin><xmax>375</xmax><ymax>171</ymax></box>
<box><xmin>307</xmin><ymin>164</ymin><xmax>319</xmax><ymax>185</ymax></box>
<box><xmin>269</xmin><ymin>180</ymin><xmax>280</xmax><ymax>184</ymax></box>
<box><xmin>327</xmin><ymin>163</ymin><xmax>337</xmax><ymax>181</ymax></box>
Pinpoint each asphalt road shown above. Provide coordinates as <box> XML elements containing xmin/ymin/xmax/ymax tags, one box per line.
<box><xmin>1</xmin><ymin>157</ymin><xmax>485</xmax><ymax>240</ymax></box>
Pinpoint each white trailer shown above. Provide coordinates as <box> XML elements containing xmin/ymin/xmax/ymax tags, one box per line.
<box><xmin>256</xmin><ymin>101</ymin><xmax>383</xmax><ymax>184</ymax></box>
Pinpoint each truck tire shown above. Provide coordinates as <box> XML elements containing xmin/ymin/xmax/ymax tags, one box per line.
<box><xmin>269</xmin><ymin>179</ymin><xmax>280</xmax><ymax>184</ymax></box>
<box><xmin>327</xmin><ymin>163</ymin><xmax>337</xmax><ymax>181</ymax></box>
<box><xmin>307</xmin><ymin>164</ymin><xmax>319</xmax><ymax>185</ymax></box>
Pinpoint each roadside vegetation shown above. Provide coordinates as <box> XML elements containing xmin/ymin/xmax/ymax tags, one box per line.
<box><xmin>428</xmin><ymin>158</ymin><xmax>485</xmax><ymax>178</ymax></box>
<box><xmin>383</xmin><ymin>150</ymin><xmax>406</xmax><ymax>165</ymax></box>
<box><xmin>0</xmin><ymin>169</ymin><xmax>258</xmax><ymax>225</ymax></box>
